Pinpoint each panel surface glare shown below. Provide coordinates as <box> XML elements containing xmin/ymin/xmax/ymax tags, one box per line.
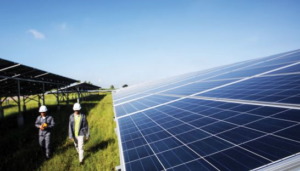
<box><xmin>114</xmin><ymin>49</ymin><xmax>300</xmax><ymax>171</ymax></box>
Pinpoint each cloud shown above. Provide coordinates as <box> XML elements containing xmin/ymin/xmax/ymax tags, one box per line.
<box><xmin>98</xmin><ymin>79</ymin><xmax>102</xmax><ymax>82</ymax></box>
<box><xmin>28</xmin><ymin>29</ymin><xmax>45</xmax><ymax>39</ymax></box>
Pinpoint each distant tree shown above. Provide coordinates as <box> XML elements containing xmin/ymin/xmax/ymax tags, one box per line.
<box><xmin>110</xmin><ymin>85</ymin><xmax>115</xmax><ymax>90</ymax></box>
<box><xmin>122</xmin><ymin>84</ymin><xmax>128</xmax><ymax>88</ymax></box>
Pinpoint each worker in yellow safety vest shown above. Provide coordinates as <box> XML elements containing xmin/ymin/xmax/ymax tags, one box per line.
<box><xmin>69</xmin><ymin>103</ymin><xmax>90</xmax><ymax>164</ymax></box>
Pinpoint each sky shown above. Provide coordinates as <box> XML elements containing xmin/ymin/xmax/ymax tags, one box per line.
<box><xmin>0</xmin><ymin>0</ymin><xmax>300</xmax><ymax>88</ymax></box>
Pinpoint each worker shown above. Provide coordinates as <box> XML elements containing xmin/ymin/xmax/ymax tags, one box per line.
<box><xmin>69</xmin><ymin>103</ymin><xmax>90</xmax><ymax>164</ymax></box>
<box><xmin>35</xmin><ymin>105</ymin><xmax>55</xmax><ymax>159</ymax></box>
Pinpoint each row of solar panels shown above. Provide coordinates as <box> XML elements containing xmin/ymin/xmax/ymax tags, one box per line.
<box><xmin>113</xmin><ymin>49</ymin><xmax>300</xmax><ymax>171</ymax></box>
<box><xmin>0</xmin><ymin>58</ymin><xmax>78</xmax><ymax>96</ymax></box>
<box><xmin>114</xmin><ymin>49</ymin><xmax>300</xmax><ymax>101</ymax></box>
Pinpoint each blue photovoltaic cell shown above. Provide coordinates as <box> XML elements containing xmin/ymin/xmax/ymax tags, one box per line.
<box><xmin>241</xmin><ymin>135</ymin><xmax>300</xmax><ymax>161</ymax></box>
<box><xmin>169</xmin><ymin>159</ymin><xmax>218</xmax><ymax>171</ymax></box>
<box><xmin>200</xmin><ymin>74</ymin><xmax>300</xmax><ymax>105</ymax></box>
<box><xmin>114</xmin><ymin>50</ymin><xmax>300</xmax><ymax>103</ymax></box>
<box><xmin>113</xmin><ymin>60</ymin><xmax>258</xmax><ymax>101</ymax></box>
<box><xmin>115</xmin><ymin>95</ymin><xmax>180</xmax><ymax>117</ymax></box>
<box><xmin>117</xmin><ymin>97</ymin><xmax>300</xmax><ymax>170</ymax></box>
<box><xmin>258</xmin><ymin>51</ymin><xmax>300</xmax><ymax>66</ymax></box>
<box><xmin>163</xmin><ymin>79</ymin><xmax>236</xmax><ymax>96</ymax></box>
<box><xmin>268</xmin><ymin>63</ymin><xmax>300</xmax><ymax>75</ymax></box>
<box><xmin>205</xmin><ymin>62</ymin><xmax>289</xmax><ymax>80</ymax></box>
<box><xmin>113</xmin><ymin>63</ymin><xmax>250</xmax><ymax>102</ymax></box>
<box><xmin>157</xmin><ymin>146</ymin><xmax>199</xmax><ymax>168</ymax></box>
<box><xmin>126</xmin><ymin>156</ymin><xmax>164</xmax><ymax>171</ymax></box>
<box><xmin>273</xmin><ymin>109</ymin><xmax>300</xmax><ymax>122</ymax></box>
<box><xmin>114</xmin><ymin>49</ymin><xmax>300</xmax><ymax>171</ymax></box>
<box><xmin>275</xmin><ymin>125</ymin><xmax>300</xmax><ymax>141</ymax></box>
<box><xmin>205</xmin><ymin>147</ymin><xmax>270</xmax><ymax>171</ymax></box>
<box><xmin>218</xmin><ymin>127</ymin><xmax>264</xmax><ymax>144</ymax></box>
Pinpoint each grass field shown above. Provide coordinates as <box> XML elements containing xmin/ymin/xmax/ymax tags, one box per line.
<box><xmin>2</xmin><ymin>93</ymin><xmax>79</xmax><ymax>118</ymax></box>
<box><xmin>0</xmin><ymin>92</ymin><xmax>120</xmax><ymax>171</ymax></box>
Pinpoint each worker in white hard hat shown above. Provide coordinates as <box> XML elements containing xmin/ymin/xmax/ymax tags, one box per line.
<box><xmin>35</xmin><ymin>105</ymin><xmax>55</xmax><ymax>159</ymax></box>
<box><xmin>68</xmin><ymin>103</ymin><xmax>90</xmax><ymax>164</ymax></box>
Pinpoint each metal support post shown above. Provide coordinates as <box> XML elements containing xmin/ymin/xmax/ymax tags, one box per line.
<box><xmin>42</xmin><ymin>83</ymin><xmax>45</xmax><ymax>105</ymax></box>
<box><xmin>17</xmin><ymin>80</ymin><xmax>24</xmax><ymax>126</ymax></box>
<box><xmin>66</xmin><ymin>92</ymin><xmax>69</xmax><ymax>106</ymax></box>
<box><xmin>38</xmin><ymin>95</ymin><xmax>41</xmax><ymax>107</ymax></box>
<box><xmin>0</xmin><ymin>103</ymin><xmax>3</xmax><ymax>119</ymax></box>
<box><xmin>23</xmin><ymin>96</ymin><xmax>26</xmax><ymax>111</ymax></box>
<box><xmin>57</xmin><ymin>84</ymin><xmax>60</xmax><ymax>110</ymax></box>
<box><xmin>77</xmin><ymin>87</ymin><xmax>80</xmax><ymax>103</ymax></box>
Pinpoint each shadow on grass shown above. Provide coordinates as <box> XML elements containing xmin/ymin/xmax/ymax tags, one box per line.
<box><xmin>2</xmin><ymin>104</ymin><xmax>18</xmax><ymax>109</ymax></box>
<box><xmin>88</xmin><ymin>139</ymin><xmax>115</xmax><ymax>153</ymax></box>
<box><xmin>0</xmin><ymin>94</ymin><xmax>106</xmax><ymax>171</ymax></box>
<box><xmin>85</xmin><ymin>139</ymin><xmax>116</xmax><ymax>160</ymax></box>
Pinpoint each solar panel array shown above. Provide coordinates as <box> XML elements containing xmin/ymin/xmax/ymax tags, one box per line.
<box><xmin>0</xmin><ymin>58</ymin><xmax>78</xmax><ymax>96</ymax></box>
<box><xmin>113</xmin><ymin>49</ymin><xmax>300</xmax><ymax>171</ymax></box>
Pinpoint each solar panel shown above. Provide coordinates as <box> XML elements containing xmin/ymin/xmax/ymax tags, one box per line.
<box><xmin>113</xmin><ymin>49</ymin><xmax>300</xmax><ymax>171</ymax></box>
<box><xmin>0</xmin><ymin>58</ymin><xmax>78</xmax><ymax>96</ymax></box>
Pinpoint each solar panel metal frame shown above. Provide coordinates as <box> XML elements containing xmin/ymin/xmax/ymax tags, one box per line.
<box><xmin>113</xmin><ymin>49</ymin><xmax>300</xmax><ymax>171</ymax></box>
<box><xmin>0</xmin><ymin>58</ymin><xmax>78</xmax><ymax>97</ymax></box>
<box><xmin>48</xmin><ymin>82</ymin><xmax>101</xmax><ymax>94</ymax></box>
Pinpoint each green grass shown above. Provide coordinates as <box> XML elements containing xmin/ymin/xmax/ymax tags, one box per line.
<box><xmin>0</xmin><ymin>92</ymin><xmax>120</xmax><ymax>171</ymax></box>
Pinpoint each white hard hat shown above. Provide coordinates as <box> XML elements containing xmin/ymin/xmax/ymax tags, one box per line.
<box><xmin>39</xmin><ymin>105</ymin><xmax>48</xmax><ymax>112</ymax></box>
<box><xmin>73</xmin><ymin>103</ymin><xmax>81</xmax><ymax>111</ymax></box>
